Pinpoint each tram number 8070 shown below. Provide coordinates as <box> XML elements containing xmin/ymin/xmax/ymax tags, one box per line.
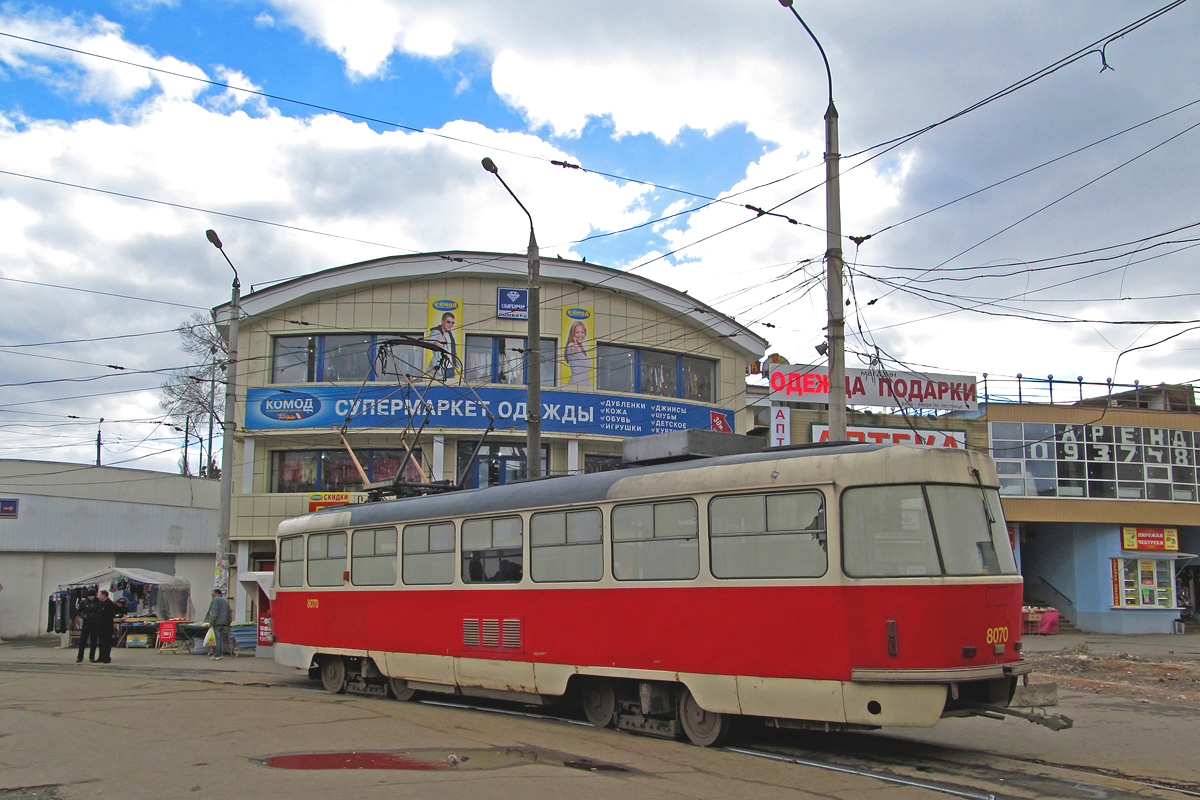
<box><xmin>306</xmin><ymin>598</ymin><xmax>319</xmax><ymax>609</ymax></box>
<box><xmin>985</xmin><ymin>626</ymin><xmax>1009</xmax><ymax>644</ymax></box>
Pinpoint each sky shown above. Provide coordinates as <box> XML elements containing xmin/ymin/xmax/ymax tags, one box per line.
<box><xmin>1</xmin><ymin>0</ymin><xmax>1199</xmax><ymax>474</ymax></box>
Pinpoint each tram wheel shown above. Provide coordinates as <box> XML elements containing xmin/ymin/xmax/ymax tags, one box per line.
<box><xmin>677</xmin><ymin>687</ymin><xmax>729</xmax><ymax>747</ymax></box>
<box><xmin>388</xmin><ymin>677</ymin><xmax>416</xmax><ymax>701</ymax></box>
<box><xmin>581</xmin><ymin>678</ymin><xmax>617</xmax><ymax>728</ymax></box>
<box><xmin>319</xmin><ymin>656</ymin><xmax>346</xmax><ymax>694</ymax></box>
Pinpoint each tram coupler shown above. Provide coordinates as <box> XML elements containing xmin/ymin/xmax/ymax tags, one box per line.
<box><xmin>962</xmin><ymin>701</ymin><xmax>1074</xmax><ymax>731</ymax></box>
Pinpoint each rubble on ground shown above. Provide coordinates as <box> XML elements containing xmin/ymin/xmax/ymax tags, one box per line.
<box><xmin>1029</xmin><ymin>645</ymin><xmax>1200</xmax><ymax>707</ymax></box>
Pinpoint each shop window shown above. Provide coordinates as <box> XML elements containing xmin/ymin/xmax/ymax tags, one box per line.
<box><xmin>584</xmin><ymin>454</ymin><xmax>622</xmax><ymax>474</ymax></box>
<box><xmin>273</xmin><ymin>336</ymin><xmax>317</xmax><ymax>383</ymax></box>
<box><xmin>640</xmin><ymin>350</ymin><xmax>677</xmax><ymax>398</ymax></box>
<box><xmin>307</xmin><ymin>532</ymin><xmax>347</xmax><ymax>587</ymax></box>
<box><xmin>612</xmin><ymin>500</ymin><xmax>699</xmax><ymax>581</ymax></box>
<box><xmin>322</xmin><ymin>335</ymin><xmax>373</xmax><ymax>383</ymax></box>
<box><xmin>271</xmin><ymin>449</ymin><xmax>423</xmax><ymax>493</ymax></box>
<box><xmin>1114</xmin><ymin>558</ymin><xmax>1177</xmax><ymax>608</ymax></box>
<box><xmin>274</xmin><ymin>451</ymin><xmax>319</xmax><ymax>493</ymax></box>
<box><xmin>709</xmin><ymin>491</ymin><xmax>827</xmax><ymax>579</ymax></box>
<box><xmin>402</xmin><ymin>522</ymin><xmax>455</xmax><ymax>586</ymax></box>
<box><xmin>351</xmin><ymin>527</ymin><xmax>397</xmax><ymax>586</ymax></box>
<box><xmin>278</xmin><ymin>535</ymin><xmax>304</xmax><ymax>587</ymax></box>
<box><xmin>681</xmin><ymin>356</ymin><xmax>715</xmax><ymax>402</ymax></box>
<box><xmin>462</xmin><ymin>516</ymin><xmax>523</xmax><ymax>583</ymax></box>
<box><xmin>463</xmin><ymin>335</ymin><xmax>557</xmax><ymax>386</ymax></box>
<box><xmin>530</xmin><ymin>509</ymin><xmax>603</xmax><ymax>582</ymax></box>
<box><xmin>595</xmin><ymin>345</ymin><xmax>716</xmax><ymax>402</ymax></box>
<box><xmin>597</xmin><ymin>345</ymin><xmax>636</xmax><ymax>393</ymax></box>
<box><xmin>271</xmin><ymin>333</ymin><xmax>426</xmax><ymax>384</ymax></box>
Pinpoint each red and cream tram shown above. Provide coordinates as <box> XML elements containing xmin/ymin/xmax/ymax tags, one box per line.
<box><xmin>272</xmin><ymin>443</ymin><xmax>1059</xmax><ymax>746</ymax></box>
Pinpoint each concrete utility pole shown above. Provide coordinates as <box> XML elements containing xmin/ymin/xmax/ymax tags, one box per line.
<box><xmin>206</xmin><ymin>229</ymin><xmax>240</xmax><ymax>591</ymax></box>
<box><xmin>779</xmin><ymin>0</ymin><xmax>846</xmax><ymax>441</ymax></box>
<box><xmin>481</xmin><ymin>157</ymin><xmax>542</xmax><ymax>477</ymax></box>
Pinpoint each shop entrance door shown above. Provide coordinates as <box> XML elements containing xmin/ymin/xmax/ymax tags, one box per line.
<box><xmin>458</xmin><ymin>442</ymin><xmax>548</xmax><ymax>489</ymax></box>
<box><xmin>474</xmin><ymin>454</ymin><xmax>527</xmax><ymax>488</ymax></box>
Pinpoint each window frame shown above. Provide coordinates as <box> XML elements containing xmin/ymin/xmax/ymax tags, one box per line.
<box><xmin>708</xmin><ymin>490</ymin><xmax>828</xmax><ymax>579</ymax></box>
<box><xmin>461</xmin><ymin>515</ymin><xmax>525</xmax><ymax>584</ymax></box>
<box><xmin>595</xmin><ymin>344</ymin><xmax>717</xmax><ymax>402</ymax></box>
<box><xmin>401</xmin><ymin>521</ymin><xmax>456</xmax><ymax>586</ymax></box>
<box><xmin>611</xmin><ymin>499</ymin><xmax>700</xmax><ymax>581</ymax></box>
<box><xmin>306</xmin><ymin>531</ymin><xmax>347</xmax><ymax>587</ymax></box>
<box><xmin>350</xmin><ymin>526</ymin><xmax>398</xmax><ymax>587</ymax></box>
<box><xmin>530</xmin><ymin>508</ymin><xmax>604</xmax><ymax>583</ymax></box>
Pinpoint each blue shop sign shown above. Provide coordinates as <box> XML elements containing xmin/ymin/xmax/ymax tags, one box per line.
<box><xmin>497</xmin><ymin>287</ymin><xmax>529</xmax><ymax>320</ymax></box>
<box><xmin>245</xmin><ymin>386</ymin><xmax>734</xmax><ymax>437</ymax></box>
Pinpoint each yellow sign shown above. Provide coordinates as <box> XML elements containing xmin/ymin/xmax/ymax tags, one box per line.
<box><xmin>1120</xmin><ymin>526</ymin><xmax>1178</xmax><ymax>551</ymax></box>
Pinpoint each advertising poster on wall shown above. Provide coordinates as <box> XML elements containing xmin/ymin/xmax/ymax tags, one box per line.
<box><xmin>562</xmin><ymin>305</ymin><xmax>594</xmax><ymax>388</ymax></box>
<box><xmin>426</xmin><ymin>298</ymin><xmax>461</xmax><ymax>380</ymax></box>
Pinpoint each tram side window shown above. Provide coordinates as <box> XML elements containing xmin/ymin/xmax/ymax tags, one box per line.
<box><xmin>530</xmin><ymin>508</ymin><xmax>603</xmax><ymax>582</ymax></box>
<box><xmin>842</xmin><ymin>486</ymin><xmax>941</xmax><ymax>578</ymax></box>
<box><xmin>462</xmin><ymin>516</ymin><xmax>523</xmax><ymax>583</ymax></box>
<box><xmin>402</xmin><ymin>521</ymin><xmax>455</xmax><ymax>585</ymax></box>
<box><xmin>709</xmin><ymin>491</ymin><xmax>827</xmax><ymax>579</ymax></box>
<box><xmin>612</xmin><ymin>500</ymin><xmax>699</xmax><ymax>581</ymax></box>
<box><xmin>351</xmin><ymin>526</ymin><xmax>398</xmax><ymax>586</ymax></box>
<box><xmin>308</xmin><ymin>531</ymin><xmax>348</xmax><ymax>587</ymax></box>
<box><xmin>278</xmin><ymin>535</ymin><xmax>304</xmax><ymax>587</ymax></box>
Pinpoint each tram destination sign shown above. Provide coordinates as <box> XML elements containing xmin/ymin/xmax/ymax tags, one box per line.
<box><xmin>246</xmin><ymin>385</ymin><xmax>735</xmax><ymax>437</ymax></box>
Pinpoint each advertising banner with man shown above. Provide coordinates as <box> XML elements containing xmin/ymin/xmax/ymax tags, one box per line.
<box><xmin>426</xmin><ymin>298</ymin><xmax>461</xmax><ymax>380</ymax></box>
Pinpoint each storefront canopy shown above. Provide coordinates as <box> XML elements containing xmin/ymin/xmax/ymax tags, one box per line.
<box><xmin>60</xmin><ymin>567</ymin><xmax>191</xmax><ymax>619</ymax></box>
<box><xmin>61</xmin><ymin>567</ymin><xmax>188</xmax><ymax>589</ymax></box>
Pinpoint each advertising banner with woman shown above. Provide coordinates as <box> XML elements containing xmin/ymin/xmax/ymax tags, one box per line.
<box><xmin>562</xmin><ymin>306</ymin><xmax>593</xmax><ymax>388</ymax></box>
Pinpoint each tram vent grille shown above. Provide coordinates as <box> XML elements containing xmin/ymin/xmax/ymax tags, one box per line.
<box><xmin>462</xmin><ymin>618</ymin><xmax>480</xmax><ymax>647</ymax></box>
<box><xmin>482</xmin><ymin>619</ymin><xmax>501</xmax><ymax>648</ymax></box>
<box><xmin>461</xmin><ymin>617</ymin><xmax>523</xmax><ymax>651</ymax></box>
<box><xmin>502</xmin><ymin>618</ymin><xmax>521</xmax><ymax>648</ymax></box>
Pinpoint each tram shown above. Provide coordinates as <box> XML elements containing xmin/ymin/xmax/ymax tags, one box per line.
<box><xmin>272</xmin><ymin>443</ymin><xmax>1064</xmax><ymax>746</ymax></box>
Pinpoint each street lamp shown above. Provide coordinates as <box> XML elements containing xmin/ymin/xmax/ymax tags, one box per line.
<box><xmin>206</xmin><ymin>228</ymin><xmax>240</xmax><ymax>591</ymax></box>
<box><xmin>481</xmin><ymin>157</ymin><xmax>542</xmax><ymax>478</ymax></box>
<box><xmin>778</xmin><ymin>0</ymin><xmax>846</xmax><ymax>442</ymax></box>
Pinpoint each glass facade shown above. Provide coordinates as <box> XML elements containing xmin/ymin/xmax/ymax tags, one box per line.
<box><xmin>991</xmin><ymin>421</ymin><xmax>1198</xmax><ymax>502</ymax></box>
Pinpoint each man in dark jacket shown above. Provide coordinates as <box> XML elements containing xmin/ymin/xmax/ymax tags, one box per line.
<box><xmin>204</xmin><ymin>589</ymin><xmax>233</xmax><ymax>660</ymax></box>
<box><xmin>75</xmin><ymin>591</ymin><xmax>99</xmax><ymax>663</ymax></box>
<box><xmin>92</xmin><ymin>590</ymin><xmax>121</xmax><ymax>664</ymax></box>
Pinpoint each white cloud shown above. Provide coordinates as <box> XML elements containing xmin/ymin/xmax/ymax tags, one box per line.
<box><xmin>0</xmin><ymin>9</ymin><xmax>208</xmax><ymax>105</ymax></box>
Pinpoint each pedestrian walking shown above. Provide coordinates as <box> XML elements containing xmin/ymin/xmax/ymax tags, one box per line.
<box><xmin>204</xmin><ymin>589</ymin><xmax>233</xmax><ymax>660</ymax></box>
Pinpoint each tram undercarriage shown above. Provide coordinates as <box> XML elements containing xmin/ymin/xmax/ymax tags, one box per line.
<box><xmin>305</xmin><ymin>652</ymin><xmax>1070</xmax><ymax>747</ymax></box>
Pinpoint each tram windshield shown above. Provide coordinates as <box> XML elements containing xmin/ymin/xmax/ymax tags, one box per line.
<box><xmin>841</xmin><ymin>484</ymin><xmax>1017</xmax><ymax>578</ymax></box>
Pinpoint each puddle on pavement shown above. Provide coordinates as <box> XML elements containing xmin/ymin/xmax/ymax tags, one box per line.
<box><xmin>253</xmin><ymin>747</ymin><xmax>632</xmax><ymax>774</ymax></box>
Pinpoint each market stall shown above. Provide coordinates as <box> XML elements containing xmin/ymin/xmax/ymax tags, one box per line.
<box><xmin>51</xmin><ymin>567</ymin><xmax>193</xmax><ymax>648</ymax></box>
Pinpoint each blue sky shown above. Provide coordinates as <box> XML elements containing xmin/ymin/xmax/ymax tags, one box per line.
<box><xmin>1</xmin><ymin>0</ymin><xmax>1199</xmax><ymax>470</ymax></box>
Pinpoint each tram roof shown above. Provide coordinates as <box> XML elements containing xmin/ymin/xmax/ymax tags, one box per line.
<box><xmin>279</xmin><ymin>443</ymin><xmax>991</xmax><ymax>534</ymax></box>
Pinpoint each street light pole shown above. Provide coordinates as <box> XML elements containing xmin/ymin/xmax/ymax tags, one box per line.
<box><xmin>206</xmin><ymin>229</ymin><xmax>240</xmax><ymax>591</ymax></box>
<box><xmin>779</xmin><ymin>0</ymin><xmax>846</xmax><ymax>442</ymax></box>
<box><xmin>206</xmin><ymin>345</ymin><xmax>217</xmax><ymax>477</ymax></box>
<box><xmin>481</xmin><ymin>157</ymin><xmax>542</xmax><ymax>478</ymax></box>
